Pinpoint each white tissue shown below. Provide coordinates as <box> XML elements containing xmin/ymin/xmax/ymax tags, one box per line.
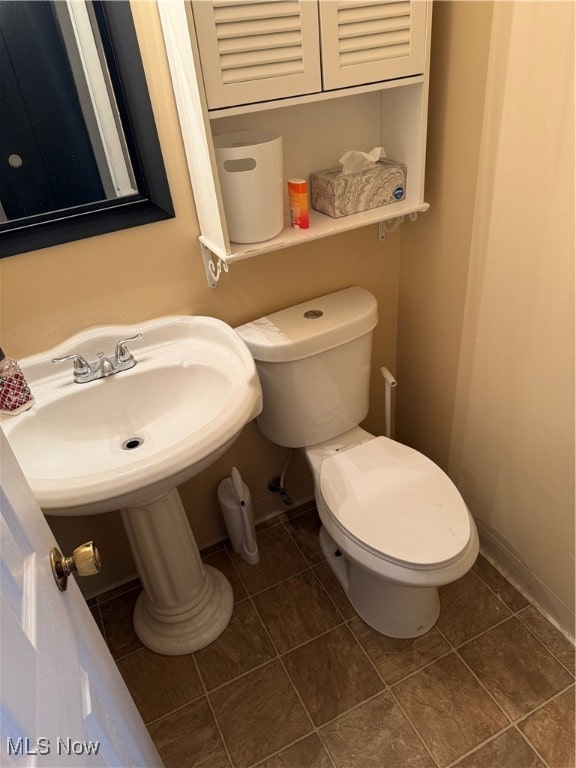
<box><xmin>339</xmin><ymin>147</ymin><xmax>387</xmax><ymax>175</ymax></box>
<box><xmin>235</xmin><ymin>317</ymin><xmax>290</xmax><ymax>346</ymax></box>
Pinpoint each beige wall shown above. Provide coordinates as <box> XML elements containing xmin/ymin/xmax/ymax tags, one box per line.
<box><xmin>2</xmin><ymin>1</ymin><xmax>573</xmax><ymax>632</ymax></box>
<box><xmin>449</xmin><ymin>1</ymin><xmax>575</xmax><ymax>632</ymax></box>
<box><xmin>396</xmin><ymin>1</ymin><xmax>495</xmax><ymax>468</ymax></box>
<box><xmin>398</xmin><ymin>2</ymin><xmax>574</xmax><ymax>634</ymax></box>
<box><xmin>0</xmin><ymin>1</ymin><xmax>400</xmax><ymax>594</ymax></box>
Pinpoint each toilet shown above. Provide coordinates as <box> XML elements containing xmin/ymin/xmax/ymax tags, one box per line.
<box><xmin>235</xmin><ymin>287</ymin><xmax>479</xmax><ymax>638</ymax></box>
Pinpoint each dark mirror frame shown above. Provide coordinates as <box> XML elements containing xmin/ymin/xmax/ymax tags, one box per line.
<box><xmin>0</xmin><ymin>0</ymin><xmax>174</xmax><ymax>259</ymax></box>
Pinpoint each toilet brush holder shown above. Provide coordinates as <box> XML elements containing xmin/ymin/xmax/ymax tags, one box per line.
<box><xmin>218</xmin><ymin>468</ymin><xmax>259</xmax><ymax>564</ymax></box>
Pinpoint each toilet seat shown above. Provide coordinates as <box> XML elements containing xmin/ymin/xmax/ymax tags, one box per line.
<box><xmin>319</xmin><ymin>436</ymin><xmax>471</xmax><ymax>570</ymax></box>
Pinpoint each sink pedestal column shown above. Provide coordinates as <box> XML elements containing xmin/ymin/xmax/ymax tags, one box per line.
<box><xmin>121</xmin><ymin>489</ymin><xmax>233</xmax><ymax>655</ymax></box>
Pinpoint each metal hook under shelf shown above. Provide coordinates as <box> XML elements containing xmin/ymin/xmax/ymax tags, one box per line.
<box><xmin>200</xmin><ymin>209</ymin><xmax>425</xmax><ymax>286</ymax></box>
<box><xmin>200</xmin><ymin>243</ymin><xmax>229</xmax><ymax>288</ymax></box>
<box><xmin>378</xmin><ymin>211</ymin><xmax>420</xmax><ymax>240</ymax></box>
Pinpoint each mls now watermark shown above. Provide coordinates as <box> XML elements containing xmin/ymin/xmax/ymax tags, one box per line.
<box><xmin>7</xmin><ymin>737</ymin><xmax>101</xmax><ymax>757</ymax></box>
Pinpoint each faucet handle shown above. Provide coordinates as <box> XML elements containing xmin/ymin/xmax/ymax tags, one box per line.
<box><xmin>115</xmin><ymin>334</ymin><xmax>142</xmax><ymax>364</ymax></box>
<box><xmin>52</xmin><ymin>354</ymin><xmax>92</xmax><ymax>377</ymax></box>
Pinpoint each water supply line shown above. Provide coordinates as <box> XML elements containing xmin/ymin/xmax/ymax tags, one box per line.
<box><xmin>380</xmin><ymin>367</ymin><xmax>397</xmax><ymax>439</ymax></box>
<box><xmin>278</xmin><ymin>450</ymin><xmax>294</xmax><ymax>505</ymax></box>
<box><xmin>267</xmin><ymin>450</ymin><xmax>294</xmax><ymax>504</ymax></box>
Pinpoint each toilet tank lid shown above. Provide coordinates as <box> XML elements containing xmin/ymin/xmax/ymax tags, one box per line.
<box><xmin>234</xmin><ymin>286</ymin><xmax>378</xmax><ymax>362</ymax></box>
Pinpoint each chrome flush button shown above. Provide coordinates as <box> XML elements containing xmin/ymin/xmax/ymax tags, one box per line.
<box><xmin>303</xmin><ymin>310</ymin><xmax>323</xmax><ymax>319</ymax></box>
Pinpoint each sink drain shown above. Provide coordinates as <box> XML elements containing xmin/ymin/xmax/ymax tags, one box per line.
<box><xmin>122</xmin><ymin>437</ymin><xmax>144</xmax><ymax>450</ymax></box>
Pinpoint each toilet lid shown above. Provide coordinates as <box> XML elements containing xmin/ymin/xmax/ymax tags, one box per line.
<box><xmin>319</xmin><ymin>437</ymin><xmax>471</xmax><ymax>568</ymax></box>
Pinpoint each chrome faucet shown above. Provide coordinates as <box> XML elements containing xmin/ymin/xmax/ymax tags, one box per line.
<box><xmin>96</xmin><ymin>354</ymin><xmax>116</xmax><ymax>377</ymax></box>
<box><xmin>53</xmin><ymin>334</ymin><xmax>142</xmax><ymax>383</ymax></box>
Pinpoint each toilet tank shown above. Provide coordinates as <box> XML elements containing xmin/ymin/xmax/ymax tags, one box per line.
<box><xmin>235</xmin><ymin>287</ymin><xmax>378</xmax><ymax>448</ymax></box>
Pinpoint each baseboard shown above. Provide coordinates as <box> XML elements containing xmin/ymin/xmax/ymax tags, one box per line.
<box><xmin>84</xmin><ymin>574</ymin><xmax>140</xmax><ymax>602</ymax></box>
<box><xmin>253</xmin><ymin>484</ymin><xmax>315</xmax><ymax>525</ymax></box>
<box><xmin>200</xmin><ymin>487</ymin><xmax>316</xmax><ymax>553</ymax></box>
<box><xmin>84</xmin><ymin>488</ymin><xmax>316</xmax><ymax>600</ymax></box>
<box><xmin>477</xmin><ymin>519</ymin><xmax>575</xmax><ymax>642</ymax></box>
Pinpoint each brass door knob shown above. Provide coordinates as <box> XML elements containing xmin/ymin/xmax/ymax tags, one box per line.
<box><xmin>51</xmin><ymin>541</ymin><xmax>101</xmax><ymax>591</ymax></box>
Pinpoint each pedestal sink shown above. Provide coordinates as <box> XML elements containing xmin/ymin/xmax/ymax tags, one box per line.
<box><xmin>1</xmin><ymin>317</ymin><xmax>262</xmax><ymax>655</ymax></box>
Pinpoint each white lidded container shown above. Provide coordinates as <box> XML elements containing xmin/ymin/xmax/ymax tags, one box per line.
<box><xmin>235</xmin><ymin>287</ymin><xmax>378</xmax><ymax>448</ymax></box>
<box><xmin>218</xmin><ymin>467</ymin><xmax>259</xmax><ymax>565</ymax></box>
<box><xmin>213</xmin><ymin>130</ymin><xmax>283</xmax><ymax>244</ymax></box>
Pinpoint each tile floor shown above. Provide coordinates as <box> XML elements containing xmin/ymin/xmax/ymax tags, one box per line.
<box><xmin>90</xmin><ymin>503</ymin><xmax>575</xmax><ymax>768</ymax></box>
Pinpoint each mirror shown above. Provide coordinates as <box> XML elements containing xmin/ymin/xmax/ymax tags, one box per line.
<box><xmin>0</xmin><ymin>0</ymin><xmax>174</xmax><ymax>258</ymax></box>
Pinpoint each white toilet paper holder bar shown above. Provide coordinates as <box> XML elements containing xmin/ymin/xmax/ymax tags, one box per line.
<box><xmin>380</xmin><ymin>367</ymin><xmax>397</xmax><ymax>439</ymax></box>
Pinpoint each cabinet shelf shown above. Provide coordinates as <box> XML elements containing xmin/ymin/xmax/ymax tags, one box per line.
<box><xmin>208</xmin><ymin>201</ymin><xmax>430</xmax><ymax>265</ymax></box>
<box><xmin>206</xmin><ymin>74</ymin><xmax>425</xmax><ymax>121</ymax></box>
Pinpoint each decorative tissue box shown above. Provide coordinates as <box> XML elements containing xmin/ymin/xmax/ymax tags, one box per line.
<box><xmin>310</xmin><ymin>158</ymin><xmax>406</xmax><ymax>218</ymax></box>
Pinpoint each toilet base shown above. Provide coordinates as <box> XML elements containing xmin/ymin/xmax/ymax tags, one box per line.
<box><xmin>319</xmin><ymin>526</ymin><xmax>440</xmax><ymax>638</ymax></box>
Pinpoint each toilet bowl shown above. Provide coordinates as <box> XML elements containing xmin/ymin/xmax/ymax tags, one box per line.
<box><xmin>304</xmin><ymin>426</ymin><xmax>478</xmax><ymax>637</ymax></box>
<box><xmin>235</xmin><ymin>287</ymin><xmax>479</xmax><ymax>638</ymax></box>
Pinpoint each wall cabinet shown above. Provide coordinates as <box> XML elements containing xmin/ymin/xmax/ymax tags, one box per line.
<box><xmin>193</xmin><ymin>1</ymin><xmax>322</xmax><ymax>108</ymax></box>
<box><xmin>158</xmin><ymin>1</ymin><xmax>432</xmax><ymax>286</ymax></box>
<box><xmin>193</xmin><ymin>1</ymin><xmax>428</xmax><ymax>109</ymax></box>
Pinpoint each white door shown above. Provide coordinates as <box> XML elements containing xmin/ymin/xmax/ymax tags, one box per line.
<box><xmin>0</xmin><ymin>433</ymin><xmax>162</xmax><ymax>767</ymax></box>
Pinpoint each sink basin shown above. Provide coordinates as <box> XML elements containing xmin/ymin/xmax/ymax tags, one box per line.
<box><xmin>1</xmin><ymin>316</ymin><xmax>262</xmax><ymax>655</ymax></box>
<box><xmin>1</xmin><ymin>316</ymin><xmax>262</xmax><ymax>515</ymax></box>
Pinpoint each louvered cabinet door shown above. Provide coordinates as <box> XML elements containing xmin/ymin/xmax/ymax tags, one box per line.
<box><xmin>319</xmin><ymin>0</ymin><xmax>428</xmax><ymax>90</ymax></box>
<box><xmin>192</xmin><ymin>1</ymin><xmax>322</xmax><ymax>109</ymax></box>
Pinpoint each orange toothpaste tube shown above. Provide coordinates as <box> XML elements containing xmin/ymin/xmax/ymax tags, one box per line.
<box><xmin>288</xmin><ymin>178</ymin><xmax>309</xmax><ymax>229</ymax></box>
